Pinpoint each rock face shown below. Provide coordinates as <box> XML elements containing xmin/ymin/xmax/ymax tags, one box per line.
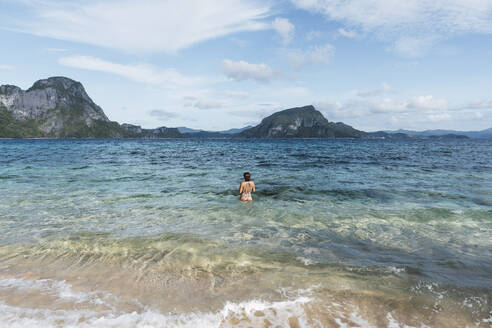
<box><xmin>236</xmin><ymin>105</ymin><xmax>366</xmax><ymax>138</ymax></box>
<box><xmin>0</xmin><ymin>77</ymin><xmax>117</xmax><ymax>137</ymax></box>
<box><xmin>0</xmin><ymin>77</ymin><xmax>184</xmax><ymax>138</ymax></box>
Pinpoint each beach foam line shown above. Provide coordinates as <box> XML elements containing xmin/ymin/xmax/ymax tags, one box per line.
<box><xmin>2</xmin><ymin>276</ymin><xmax>483</xmax><ymax>327</ymax></box>
<box><xmin>0</xmin><ymin>277</ymin><xmax>118</xmax><ymax>307</ymax></box>
<box><xmin>0</xmin><ymin>277</ymin><xmax>314</xmax><ymax>328</ymax></box>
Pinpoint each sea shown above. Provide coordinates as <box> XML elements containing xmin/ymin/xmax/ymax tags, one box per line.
<box><xmin>0</xmin><ymin>138</ymin><xmax>491</xmax><ymax>327</ymax></box>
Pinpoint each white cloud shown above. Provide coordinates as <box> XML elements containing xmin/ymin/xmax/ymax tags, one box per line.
<box><xmin>356</xmin><ymin>82</ymin><xmax>393</xmax><ymax>97</ymax></box>
<box><xmin>59</xmin><ymin>55</ymin><xmax>203</xmax><ymax>87</ymax></box>
<box><xmin>148</xmin><ymin>109</ymin><xmax>178</xmax><ymax>120</ymax></box>
<box><xmin>0</xmin><ymin>65</ymin><xmax>14</xmax><ymax>70</ymax></box>
<box><xmin>338</xmin><ymin>28</ymin><xmax>358</xmax><ymax>38</ymax></box>
<box><xmin>288</xmin><ymin>44</ymin><xmax>335</xmax><ymax>68</ymax></box>
<box><xmin>316</xmin><ymin>92</ymin><xmax>492</xmax><ymax>130</ymax></box>
<box><xmin>427</xmin><ymin>113</ymin><xmax>452</xmax><ymax>122</ymax></box>
<box><xmin>316</xmin><ymin>94</ymin><xmax>452</xmax><ymax>121</ymax></box>
<box><xmin>11</xmin><ymin>0</ymin><xmax>271</xmax><ymax>53</ymax></box>
<box><xmin>291</xmin><ymin>0</ymin><xmax>492</xmax><ymax>57</ymax></box>
<box><xmin>458</xmin><ymin>98</ymin><xmax>492</xmax><ymax>110</ymax></box>
<box><xmin>392</xmin><ymin>36</ymin><xmax>438</xmax><ymax>58</ymax></box>
<box><xmin>184</xmin><ymin>97</ymin><xmax>223</xmax><ymax>109</ymax></box>
<box><xmin>271</xmin><ymin>17</ymin><xmax>295</xmax><ymax>45</ymax></box>
<box><xmin>222</xmin><ymin>59</ymin><xmax>278</xmax><ymax>82</ymax></box>
<box><xmin>382</xmin><ymin>82</ymin><xmax>391</xmax><ymax>91</ymax></box>
<box><xmin>408</xmin><ymin>95</ymin><xmax>448</xmax><ymax>111</ymax></box>
<box><xmin>194</xmin><ymin>99</ymin><xmax>223</xmax><ymax>109</ymax></box>
<box><xmin>306</xmin><ymin>30</ymin><xmax>322</xmax><ymax>40</ymax></box>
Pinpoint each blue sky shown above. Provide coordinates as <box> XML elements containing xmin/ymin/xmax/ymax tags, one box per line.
<box><xmin>1</xmin><ymin>0</ymin><xmax>491</xmax><ymax>131</ymax></box>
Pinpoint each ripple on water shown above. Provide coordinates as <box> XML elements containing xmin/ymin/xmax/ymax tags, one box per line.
<box><xmin>0</xmin><ymin>139</ymin><xmax>491</xmax><ymax>326</ymax></box>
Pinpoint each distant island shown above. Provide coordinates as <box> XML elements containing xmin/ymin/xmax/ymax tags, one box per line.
<box><xmin>0</xmin><ymin>77</ymin><xmax>181</xmax><ymax>138</ymax></box>
<box><xmin>1</xmin><ymin>77</ymin><xmax>490</xmax><ymax>139</ymax></box>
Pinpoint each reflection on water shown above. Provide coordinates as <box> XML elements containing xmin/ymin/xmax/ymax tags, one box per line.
<box><xmin>0</xmin><ymin>139</ymin><xmax>491</xmax><ymax>327</ymax></box>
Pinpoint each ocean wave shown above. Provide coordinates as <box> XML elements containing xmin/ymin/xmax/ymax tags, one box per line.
<box><xmin>0</xmin><ymin>277</ymin><xmax>313</xmax><ymax>328</ymax></box>
<box><xmin>1</xmin><ymin>274</ymin><xmax>490</xmax><ymax>327</ymax></box>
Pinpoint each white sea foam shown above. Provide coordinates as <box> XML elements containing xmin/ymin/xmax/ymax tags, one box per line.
<box><xmin>0</xmin><ymin>277</ymin><xmax>313</xmax><ymax>328</ymax></box>
<box><xmin>296</xmin><ymin>256</ymin><xmax>317</xmax><ymax>265</ymax></box>
<box><xmin>0</xmin><ymin>277</ymin><xmax>120</xmax><ymax>308</ymax></box>
<box><xmin>324</xmin><ymin>300</ymin><xmax>375</xmax><ymax>328</ymax></box>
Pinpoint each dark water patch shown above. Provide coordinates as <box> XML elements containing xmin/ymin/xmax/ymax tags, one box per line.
<box><xmin>103</xmin><ymin>193</ymin><xmax>155</xmax><ymax>202</ymax></box>
<box><xmin>160</xmin><ymin>187</ymin><xmax>183</xmax><ymax>194</ymax></box>
<box><xmin>0</xmin><ymin>174</ymin><xmax>18</xmax><ymax>180</ymax></box>
<box><xmin>472</xmin><ymin>198</ymin><xmax>492</xmax><ymax>207</ymax></box>
<box><xmin>257</xmin><ymin>161</ymin><xmax>275</xmax><ymax>167</ymax></box>
<box><xmin>71</xmin><ymin>165</ymin><xmax>90</xmax><ymax>170</ymax></box>
<box><xmin>289</xmin><ymin>153</ymin><xmax>311</xmax><ymax>159</ymax></box>
<box><xmin>405</xmin><ymin>190</ymin><xmax>468</xmax><ymax>201</ymax></box>
<box><xmin>128</xmin><ymin>193</ymin><xmax>154</xmax><ymax>199</ymax></box>
<box><xmin>218</xmin><ymin>186</ymin><xmax>397</xmax><ymax>202</ymax></box>
<box><xmin>183</xmin><ymin>172</ymin><xmax>206</xmax><ymax>177</ymax></box>
<box><xmin>137</xmin><ymin>175</ymin><xmax>155</xmax><ymax>181</ymax></box>
<box><xmin>255</xmin><ymin>186</ymin><xmax>291</xmax><ymax>197</ymax></box>
<box><xmin>216</xmin><ymin>189</ymin><xmax>238</xmax><ymax>196</ymax></box>
<box><xmin>321</xmin><ymin>188</ymin><xmax>393</xmax><ymax>202</ymax></box>
<box><xmin>89</xmin><ymin>176</ymin><xmax>134</xmax><ymax>183</ymax></box>
<box><xmin>292</xmin><ymin>161</ymin><xmax>325</xmax><ymax>168</ymax></box>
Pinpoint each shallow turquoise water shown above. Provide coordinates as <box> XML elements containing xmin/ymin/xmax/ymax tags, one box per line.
<box><xmin>0</xmin><ymin>139</ymin><xmax>491</xmax><ymax>327</ymax></box>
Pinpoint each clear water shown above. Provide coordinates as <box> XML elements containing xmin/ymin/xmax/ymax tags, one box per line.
<box><xmin>0</xmin><ymin>139</ymin><xmax>491</xmax><ymax>327</ymax></box>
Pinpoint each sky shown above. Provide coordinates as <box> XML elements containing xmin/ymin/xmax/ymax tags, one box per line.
<box><xmin>1</xmin><ymin>0</ymin><xmax>492</xmax><ymax>131</ymax></box>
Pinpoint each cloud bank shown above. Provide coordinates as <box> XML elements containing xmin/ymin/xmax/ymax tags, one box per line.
<box><xmin>12</xmin><ymin>0</ymin><xmax>272</xmax><ymax>53</ymax></box>
<box><xmin>271</xmin><ymin>17</ymin><xmax>295</xmax><ymax>45</ymax></box>
<box><xmin>222</xmin><ymin>59</ymin><xmax>278</xmax><ymax>82</ymax></box>
<box><xmin>288</xmin><ymin>44</ymin><xmax>335</xmax><ymax>68</ymax></box>
<box><xmin>291</xmin><ymin>0</ymin><xmax>492</xmax><ymax>57</ymax></box>
<box><xmin>59</xmin><ymin>55</ymin><xmax>203</xmax><ymax>87</ymax></box>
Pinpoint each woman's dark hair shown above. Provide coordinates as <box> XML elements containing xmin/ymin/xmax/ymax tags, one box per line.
<box><xmin>243</xmin><ymin>172</ymin><xmax>251</xmax><ymax>181</ymax></box>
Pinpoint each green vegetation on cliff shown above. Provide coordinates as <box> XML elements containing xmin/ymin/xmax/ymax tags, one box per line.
<box><xmin>0</xmin><ymin>77</ymin><xmax>184</xmax><ymax>138</ymax></box>
<box><xmin>236</xmin><ymin>105</ymin><xmax>366</xmax><ymax>138</ymax></box>
<box><xmin>0</xmin><ymin>107</ymin><xmax>46</xmax><ymax>138</ymax></box>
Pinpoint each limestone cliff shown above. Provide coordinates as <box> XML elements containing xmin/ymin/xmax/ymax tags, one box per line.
<box><xmin>235</xmin><ymin>105</ymin><xmax>366</xmax><ymax>138</ymax></box>
<box><xmin>0</xmin><ymin>77</ymin><xmax>184</xmax><ymax>138</ymax></box>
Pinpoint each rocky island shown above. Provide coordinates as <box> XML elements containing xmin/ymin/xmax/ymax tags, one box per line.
<box><xmin>236</xmin><ymin>105</ymin><xmax>366</xmax><ymax>138</ymax></box>
<box><xmin>0</xmin><ymin>77</ymin><xmax>183</xmax><ymax>138</ymax></box>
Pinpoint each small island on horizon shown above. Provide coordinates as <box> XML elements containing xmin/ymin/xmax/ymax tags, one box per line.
<box><xmin>1</xmin><ymin>76</ymin><xmax>490</xmax><ymax>139</ymax></box>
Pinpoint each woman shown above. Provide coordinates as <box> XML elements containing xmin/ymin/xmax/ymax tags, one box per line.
<box><xmin>239</xmin><ymin>172</ymin><xmax>255</xmax><ymax>202</ymax></box>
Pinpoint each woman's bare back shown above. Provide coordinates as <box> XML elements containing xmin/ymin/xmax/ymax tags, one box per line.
<box><xmin>239</xmin><ymin>180</ymin><xmax>255</xmax><ymax>201</ymax></box>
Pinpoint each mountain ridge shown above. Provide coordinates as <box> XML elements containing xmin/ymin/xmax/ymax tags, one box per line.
<box><xmin>1</xmin><ymin>77</ymin><xmax>490</xmax><ymax>139</ymax></box>
<box><xmin>384</xmin><ymin>128</ymin><xmax>492</xmax><ymax>139</ymax></box>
